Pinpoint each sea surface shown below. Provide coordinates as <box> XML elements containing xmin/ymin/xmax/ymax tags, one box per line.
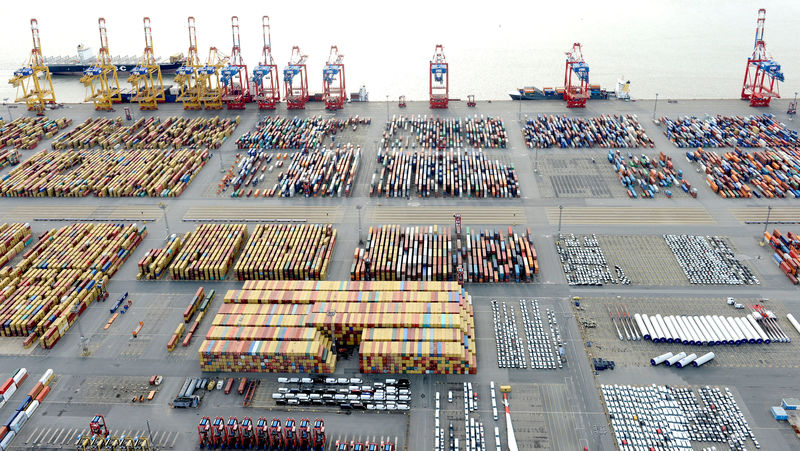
<box><xmin>0</xmin><ymin>0</ymin><xmax>798</xmax><ymax>104</ymax></box>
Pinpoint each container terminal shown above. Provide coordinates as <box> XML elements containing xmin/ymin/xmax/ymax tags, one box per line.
<box><xmin>1</xmin><ymin>8</ymin><xmax>800</xmax><ymax>451</ymax></box>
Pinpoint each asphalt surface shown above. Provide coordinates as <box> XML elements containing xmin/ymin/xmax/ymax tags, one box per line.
<box><xmin>0</xmin><ymin>97</ymin><xmax>799</xmax><ymax>451</ymax></box>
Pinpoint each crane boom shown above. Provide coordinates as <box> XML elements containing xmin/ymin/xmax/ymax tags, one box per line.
<box><xmin>323</xmin><ymin>45</ymin><xmax>346</xmax><ymax>110</ymax></box>
<box><xmin>253</xmin><ymin>15</ymin><xmax>280</xmax><ymax>109</ymax></box>
<box><xmin>128</xmin><ymin>17</ymin><xmax>165</xmax><ymax>110</ymax></box>
<box><xmin>741</xmin><ymin>8</ymin><xmax>783</xmax><ymax>106</ymax></box>
<box><xmin>502</xmin><ymin>394</ymin><xmax>519</xmax><ymax>451</ymax></box>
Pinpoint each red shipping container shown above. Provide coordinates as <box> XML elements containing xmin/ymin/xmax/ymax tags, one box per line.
<box><xmin>35</xmin><ymin>385</ymin><xmax>50</xmax><ymax>403</ymax></box>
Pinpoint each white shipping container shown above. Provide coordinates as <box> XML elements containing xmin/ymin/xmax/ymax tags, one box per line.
<box><xmin>9</xmin><ymin>411</ymin><xmax>27</xmax><ymax>433</ymax></box>
<box><xmin>39</xmin><ymin>369</ymin><xmax>54</xmax><ymax>386</ymax></box>
<box><xmin>24</xmin><ymin>400</ymin><xmax>39</xmax><ymax>417</ymax></box>
<box><xmin>2</xmin><ymin>384</ymin><xmax>16</xmax><ymax>402</ymax></box>
<box><xmin>12</xmin><ymin>368</ymin><xmax>27</xmax><ymax>386</ymax></box>
<box><xmin>1</xmin><ymin>430</ymin><xmax>16</xmax><ymax>450</ymax></box>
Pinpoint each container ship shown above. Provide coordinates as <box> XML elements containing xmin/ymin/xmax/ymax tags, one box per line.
<box><xmin>509</xmin><ymin>79</ymin><xmax>631</xmax><ymax>101</ymax></box>
<box><xmin>43</xmin><ymin>44</ymin><xmax>184</xmax><ymax>76</ymax></box>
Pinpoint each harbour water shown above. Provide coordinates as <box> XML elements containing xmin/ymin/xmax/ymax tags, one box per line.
<box><xmin>0</xmin><ymin>0</ymin><xmax>798</xmax><ymax>103</ymax></box>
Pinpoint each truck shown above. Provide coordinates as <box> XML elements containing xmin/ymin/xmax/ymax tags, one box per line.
<box><xmin>173</xmin><ymin>395</ymin><xmax>201</xmax><ymax>408</ymax></box>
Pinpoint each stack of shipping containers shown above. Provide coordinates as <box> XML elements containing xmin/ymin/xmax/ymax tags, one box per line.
<box><xmin>352</xmin><ymin>225</ymin><xmax>538</xmax><ymax>283</ymax></box>
<box><xmin>233</xmin><ymin>224</ymin><xmax>336</xmax><ymax>280</ymax></box>
<box><xmin>0</xmin><ymin>223</ymin><xmax>145</xmax><ymax>349</ymax></box>
<box><xmin>169</xmin><ymin>224</ymin><xmax>248</xmax><ymax>280</ymax></box>
<box><xmin>199</xmin><ymin>281</ymin><xmax>475</xmax><ymax>374</ymax></box>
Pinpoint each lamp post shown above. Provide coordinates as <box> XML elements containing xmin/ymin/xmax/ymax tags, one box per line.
<box><xmin>356</xmin><ymin>205</ymin><xmax>363</xmax><ymax>245</ymax></box>
<box><xmin>158</xmin><ymin>202</ymin><xmax>170</xmax><ymax>239</ymax></box>
<box><xmin>652</xmin><ymin>93</ymin><xmax>659</xmax><ymax>122</ymax></box>
<box><xmin>558</xmin><ymin>205</ymin><xmax>564</xmax><ymax>233</ymax></box>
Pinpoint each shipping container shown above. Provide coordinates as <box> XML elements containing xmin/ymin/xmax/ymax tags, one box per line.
<box><xmin>236</xmin><ymin>115</ymin><xmax>370</xmax><ymax>151</ymax></box>
<box><xmin>0</xmin><ymin>147</ymin><xmax>211</xmax><ymax>198</ymax></box>
<box><xmin>234</xmin><ymin>224</ymin><xmax>337</xmax><ymax>280</ymax></box>
<box><xmin>52</xmin><ymin>116</ymin><xmax>239</xmax><ymax>151</ymax></box>
<box><xmin>523</xmin><ymin>114</ymin><xmax>653</xmax><ymax>149</ymax></box>
<box><xmin>0</xmin><ymin>116</ymin><xmax>71</xmax><ymax>151</ymax></box>
<box><xmin>168</xmin><ymin>224</ymin><xmax>247</xmax><ymax>280</ymax></box>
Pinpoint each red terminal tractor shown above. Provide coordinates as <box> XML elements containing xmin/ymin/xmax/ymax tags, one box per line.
<box><xmin>323</xmin><ymin>46</ymin><xmax>346</xmax><ymax>110</ymax></box>
<box><xmin>564</xmin><ymin>43</ymin><xmax>590</xmax><ymax>108</ymax></box>
<box><xmin>284</xmin><ymin>418</ymin><xmax>298</xmax><ymax>448</ymax></box>
<box><xmin>312</xmin><ymin>418</ymin><xmax>326</xmax><ymax>450</ymax></box>
<box><xmin>253</xmin><ymin>16</ymin><xmax>280</xmax><ymax>110</ymax></box>
<box><xmin>429</xmin><ymin>44</ymin><xmax>449</xmax><ymax>109</ymax></box>
<box><xmin>255</xmin><ymin>417</ymin><xmax>269</xmax><ymax>447</ymax></box>
<box><xmin>398</xmin><ymin>95</ymin><xmax>407</xmax><ymax>108</ymax></box>
<box><xmin>225</xmin><ymin>417</ymin><xmax>241</xmax><ymax>449</ymax></box>
<box><xmin>198</xmin><ymin>417</ymin><xmax>211</xmax><ymax>448</ymax></box>
<box><xmin>284</xmin><ymin>47</ymin><xmax>309</xmax><ymax>109</ymax></box>
<box><xmin>240</xmin><ymin>417</ymin><xmax>255</xmax><ymax>448</ymax></box>
<box><xmin>298</xmin><ymin>418</ymin><xmax>312</xmax><ymax>448</ymax></box>
<box><xmin>90</xmin><ymin>415</ymin><xmax>109</xmax><ymax>437</ymax></box>
<box><xmin>221</xmin><ymin>16</ymin><xmax>250</xmax><ymax>110</ymax></box>
<box><xmin>268</xmin><ymin>418</ymin><xmax>283</xmax><ymax>449</ymax></box>
<box><xmin>741</xmin><ymin>8</ymin><xmax>783</xmax><ymax>107</ymax></box>
<box><xmin>211</xmin><ymin>416</ymin><xmax>226</xmax><ymax>447</ymax></box>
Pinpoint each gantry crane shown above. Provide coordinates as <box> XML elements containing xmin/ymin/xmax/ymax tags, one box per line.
<box><xmin>221</xmin><ymin>16</ymin><xmax>250</xmax><ymax>110</ymax></box>
<box><xmin>80</xmin><ymin>18</ymin><xmax>121</xmax><ymax>111</ymax></box>
<box><xmin>741</xmin><ymin>8</ymin><xmax>784</xmax><ymax>107</ymax></box>
<box><xmin>253</xmin><ymin>16</ymin><xmax>280</xmax><ymax>109</ymax></box>
<box><xmin>323</xmin><ymin>46</ymin><xmax>346</xmax><ymax>110</ymax></box>
<box><xmin>564</xmin><ymin>43</ymin><xmax>590</xmax><ymax>108</ymax></box>
<box><xmin>429</xmin><ymin>44</ymin><xmax>449</xmax><ymax>109</ymax></box>
<box><xmin>175</xmin><ymin>17</ymin><xmax>202</xmax><ymax>110</ymax></box>
<box><xmin>198</xmin><ymin>45</ymin><xmax>226</xmax><ymax>110</ymax></box>
<box><xmin>8</xmin><ymin>19</ymin><xmax>56</xmax><ymax>114</ymax></box>
<box><xmin>284</xmin><ymin>46</ymin><xmax>309</xmax><ymax>109</ymax></box>
<box><xmin>128</xmin><ymin>17</ymin><xmax>165</xmax><ymax>110</ymax></box>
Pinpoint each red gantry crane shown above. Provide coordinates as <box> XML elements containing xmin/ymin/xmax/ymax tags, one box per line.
<box><xmin>429</xmin><ymin>44</ymin><xmax>449</xmax><ymax>109</ymax></box>
<box><xmin>323</xmin><ymin>46</ymin><xmax>346</xmax><ymax>110</ymax></box>
<box><xmin>284</xmin><ymin>46</ymin><xmax>309</xmax><ymax>109</ymax></box>
<box><xmin>741</xmin><ymin>8</ymin><xmax>784</xmax><ymax>107</ymax></box>
<box><xmin>564</xmin><ymin>43</ymin><xmax>590</xmax><ymax>108</ymax></box>
<box><xmin>221</xmin><ymin>16</ymin><xmax>250</xmax><ymax>110</ymax></box>
<box><xmin>253</xmin><ymin>16</ymin><xmax>280</xmax><ymax>109</ymax></box>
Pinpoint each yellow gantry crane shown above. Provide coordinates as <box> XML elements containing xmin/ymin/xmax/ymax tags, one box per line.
<box><xmin>80</xmin><ymin>18</ymin><xmax>121</xmax><ymax>111</ymax></box>
<box><xmin>197</xmin><ymin>46</ymin><xmax>226</xmax><ymax>109</ymax></box>
<box><xmin>8</xmin><ymin>19</ymin><xmax>56</xmax><ymax>114</ymax></box>
<box><xmin>174</xmin><ymin>17</ymin><xmax>203</xmax><ymax>110</ymax></box>
<box><xmin>128</xmin><ymin>17</ymin><xmax>165</xmax><ymax>110</ymax></box>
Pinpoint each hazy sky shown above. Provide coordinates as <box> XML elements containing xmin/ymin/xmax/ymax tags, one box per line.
<box><xmin>1</xmin><ymin>0</ymin><xmax>798</xmax><ymax>100</ymax></box>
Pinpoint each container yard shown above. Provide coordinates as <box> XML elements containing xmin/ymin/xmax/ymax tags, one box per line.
<box><xmin>0</xmin><ymin>117</ymin><xmax>71</xmax><ymax>150</ymax></box>
<box><xmin>235</xmin><ymin>115</ymin><xmax>370</xmax><ymax>150</ymax></box>
<box><xmin>659</xmin><ymin>114</ymin><xmax>798</xmax><ymax>148</ymax></box>
<box><xmin>686</xmin><ymin>146</ymin><xmax>800</xmax><ymax>198</ymax></box>
<box><xmin>168</xmin><ymin>224</ymin><xmax>247</xmax><ymax>280</ymax></box>
<box><xmin>521</xmin><ymin>114</ymin><xmax>654</xmax><ymax>149</ymax></box>
<box><xmin>50</xmin><ymin>116</ymin><xmax>239</xmax><ymax>150</ymax></box>
<box><xmin>382</xmin><ymin>115</ymin><xmax>508</xmax><ymax>149</ymax></box>
<box><xmin>0</xmin><ymin>147</ymin><xmax>210</xmax><ymax>197</ymax></box>
<box><xmin>371</xmin><ymin>149</ymin><xmax>520</xmax><ymax>198</ymax></box>
<box><xmin>233</xmin><ymin>224</ymin><xmax>336</xmax><ymax>280</ymax></box>
<box><xmin>351</xmin><ymin>225</ymin><xmax>537</xmax><ymax>282</ymax></box>
<box><xmin>222</xmin><ymin>145</ymin><xmax>361</xmax><ymax>198</ymax></box>
<box><xmin>199</xmin><ymin>281</ymin><xmax>475</xmax><ymax>375</ymax></box>
<box><xmin>0</xmin><ymin>223</ymin><xmax>144</xmax><ymax>348</ymax></box>
<box><xmin>1</xmin><ymin>91</ymin><xmax>800</xmax><ymax>450</ymax></box>
<box><xmin>5</xmin><ymin>5</ymin><xmax>800</xmax><ymax>448</ymax></box>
